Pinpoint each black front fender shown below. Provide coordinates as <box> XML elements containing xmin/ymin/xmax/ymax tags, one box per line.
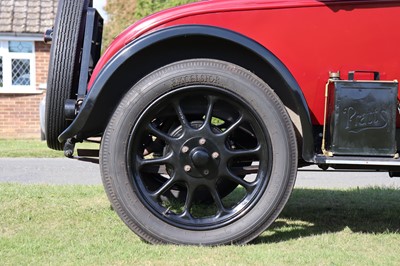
<box><xmin>59</xmin><ymin>24</ymin><xmax>315</xmax><ymax>162</ymax></box>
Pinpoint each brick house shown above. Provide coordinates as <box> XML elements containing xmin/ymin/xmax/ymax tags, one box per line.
<box><xmin>0</xmin><ymin>0</ymin><xmax>57</xmax><ymax>139</ymax></box>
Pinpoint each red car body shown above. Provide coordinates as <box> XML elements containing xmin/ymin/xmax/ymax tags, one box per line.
<box><xmin>91</xmin><ymin>0</ymin><xmax>400</xmax><ymax>126</ymax></box>
<box><xmin>57</xmin><ymin>0</ymin><xmax>400</xmax><ymax>164</ymax></box>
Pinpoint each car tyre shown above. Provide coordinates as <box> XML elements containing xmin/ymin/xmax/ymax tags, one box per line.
<box><xmin>45</xmin><ymin>0</ymin><xmax>90</xmax><ymax>150</ymax></box>
<box><xmin>100</xmin><ymin>59</ymin><xmax>298</xmax><ymax>245</ymax></box>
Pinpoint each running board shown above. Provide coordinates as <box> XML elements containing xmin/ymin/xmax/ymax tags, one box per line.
<box><xmin>77</xmin><ymin>149</ymin><xmax>99</xmax><ymax>157</ymax></box>
<box><xmin>315</xmin><ymin>154</ymin><xmax>400</xmax><ymax>170</ymax></box>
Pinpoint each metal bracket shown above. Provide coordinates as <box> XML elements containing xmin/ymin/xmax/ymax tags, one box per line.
<box><xmin>63</xmin><ymin>138</ymin><xmax>77</xmax><ymax>158</ymax></box>
<box><xmin>77</xmin><ymin>7</ymin><xmax>104</xmax><ymax>101</ymax></box>
<box><xmin>63</xmin><ymin>8</ymin><xmax>103</xmax><ymax>121</ymax></box>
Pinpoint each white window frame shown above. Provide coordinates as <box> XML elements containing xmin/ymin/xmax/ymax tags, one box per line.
<box><xmin>0</xmin><ymin>38</ymin><xmax>38</xmax><ymax>94</ymax></box>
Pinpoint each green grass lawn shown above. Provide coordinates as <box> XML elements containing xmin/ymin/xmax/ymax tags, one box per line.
<box><xmin>0</xmin><ymin>139</ymin><xmax>99</xmax><ymax>157</ymax></box>
<box><xmin>1</xmin><ymin>140</ymin><xmax>400</xmax><ymax>264</ymax></box>
<box><xmin>1</xmin><ymin>184</ymin><xmax>400</xmax><ymax>265</ymax></box>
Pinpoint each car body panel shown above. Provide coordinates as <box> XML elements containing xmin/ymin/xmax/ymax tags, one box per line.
<box><xmin>88</xmin><ymin>0</ymin><xmax>400</xmax><ymax>126</ymax></box>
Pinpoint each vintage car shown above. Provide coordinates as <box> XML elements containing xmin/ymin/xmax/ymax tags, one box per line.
<box><xmin>45</xmin><ymin>0</ymin><xmax>400</xmax><ymax>245</ymax></box>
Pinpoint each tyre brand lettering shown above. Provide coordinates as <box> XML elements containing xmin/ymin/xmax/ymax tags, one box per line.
<box><xmin>171</xmin><ymin>75</ymin><xmax>221</xmax><ymax>87</ymax></box>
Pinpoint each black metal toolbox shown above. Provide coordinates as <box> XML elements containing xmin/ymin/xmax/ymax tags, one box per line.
<box><xmin>326</xmin><ymin>76</ymin><xmax>398</xmax><ymax>156</ymax></box>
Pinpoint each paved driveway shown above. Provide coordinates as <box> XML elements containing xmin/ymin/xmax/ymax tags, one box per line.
<box><xmin>0</xmin><ymin>158</ymin><xmax>100</xmax><ymax>185</ymax></box>
<box><xmin>1</xmin><ymin>158</ymin><xmax>400</xmax><ymax>188</ymax></box>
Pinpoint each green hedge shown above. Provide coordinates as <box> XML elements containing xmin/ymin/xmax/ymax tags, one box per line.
<box><xmin>103</xmin><ymin>0</ymin><xmax>197</xmax><ymax>48</ymax></box>
<box><xmin>135</xmin><ymin>0</ymin><xmax>197</xmax><ymax>19</ymax></box>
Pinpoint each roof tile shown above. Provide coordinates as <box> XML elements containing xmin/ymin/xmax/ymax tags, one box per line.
<box><xmin>0</xmin><ymin>0</ymin><xmax>58</xmax><ymax>34</ymax></box>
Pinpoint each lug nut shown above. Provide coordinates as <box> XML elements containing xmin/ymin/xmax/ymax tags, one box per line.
<box><xmin>184</xmin><ymin>165</ymin><xmax>191</xmax><ymax>172</ymax></box>
<box><xmin>203</xmin><ymin>169</ymin><xmax>209</xmax><ymax>175</ymax></box>
<box><xmin>212</xmin><ymin>152</ymin><xmax>219</xmax><ymax>159</ymax></box>
<box><xmin>181</xmin><ymin>146</ymin><xmax>189</xmax><ymax>153</ymax></box>
<box><xmin>199</xmin><ymin>138</ymin><xmax>206</xmax><ymax>145</ymax></box>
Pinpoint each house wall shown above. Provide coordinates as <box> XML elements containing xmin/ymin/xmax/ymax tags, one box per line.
<box><xmin>35</xmin><ymin>41</ymin><xmax>50</xmax><ymax>88</ymax></box>
<box><xmin>0</xmin><ymin>41</ymin><xmax>50</xmax><ymax>139</ymax></box>
<box><xmin>0</xmin><ymin>93</ymin><xmax>43</xmax><ymax>138</ymax></box>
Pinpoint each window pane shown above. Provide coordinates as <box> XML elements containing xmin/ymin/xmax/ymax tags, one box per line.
<box><xmin>12</xmin><ymin>59</ymin><xmax>31</xmax><ymax>86</ymax></box>
<box><xmin>0</xmin><ymin>57</ymin><xmax>3</xmax><ymax>87</ymax></box>
<box><xmin>9</xmin><ymin>41</ymin><xmax>33</xmax><ymax>53</ymax></box>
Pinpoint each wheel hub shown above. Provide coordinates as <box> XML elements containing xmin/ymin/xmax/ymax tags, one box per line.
<box><xmin>180</xmin><ymin>137</ymin><xmax>220</xmax><ymax>178</ymax></box>
<box><xmin>191</xmin><ymin>149</ymin><xmax>211</xmax><ymax>167</ymax></box>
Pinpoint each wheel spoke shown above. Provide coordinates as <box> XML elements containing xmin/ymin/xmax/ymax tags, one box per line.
<box><xmin>203</xmin><ymin>96</ymin><xmax>216</xmax><ymax>129</ymax></box>
<box><xmin>173</xmin><ymin>100</ymin><xmax>190</xmax><ymax>131</ymax></box>
<box><xmin>147</xmin><ymin>123</ymin><xmax>174</xmax><ymax>143</ymax></box>
<box><xmin>226</xmin><ymin>144</ymin><xmax>261</xmax><ymax>159</ymax></box>
<box><xmin>150</xmin><ymin>175</ymin><xmax>176</xmax><ymax>199</ymax></box>
<box><xmin>209</xmin><ymin>185</ymin><xmax>227</xmax><ymax>215</ymax></box>
<box><xmin>137</xmin><ymin>153</ymin><xmax>173</xmax><ymax>168</ymax></box>
<box><xmin>139</xmin><ymin>165</ymin><xmax>168</xmax><ymax>175</ymax></box>
<box><xmin>181</xmin><ymin>183</ymin><xmax>196</xmax><ymax>217</ymax></box>
<box><xmin>222</xmin><ymin>172</ymin><xmax>256</xmax><ymax>191</ymax></box>
<box><xmin>219</xmin><ymin>114</ymin><xmax>244</xmax><ymax>137</ymax></box>
<box><xmin>178</xmin><ymin>209</ymin><xmax>195</xmax><ymax>221</ymax></box>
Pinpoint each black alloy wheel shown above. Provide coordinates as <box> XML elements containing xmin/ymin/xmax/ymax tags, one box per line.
<box><xmin>100</xmin><ymin>59</ymin><xmax>298</xmax><ymax>245</ymax></box>
<box><xmin>130</xmin><ymin>87</ymin><xmax>271</xmax><ymax>229</ymax></box>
